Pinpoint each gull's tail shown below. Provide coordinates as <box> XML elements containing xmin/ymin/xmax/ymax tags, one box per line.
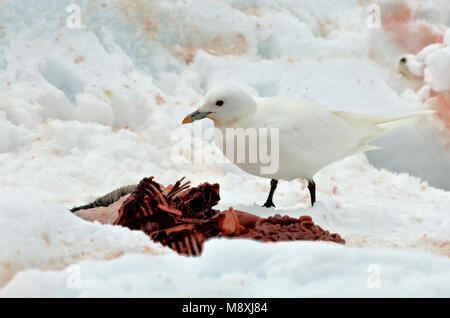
<box><xmin>331</xmin><ymin>109</ymin><xmax>435</xmax><ymax>152</ymax></box>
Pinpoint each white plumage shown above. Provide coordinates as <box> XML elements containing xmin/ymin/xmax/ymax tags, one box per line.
<box><xmin>182</xmin><ymin>85</ymin><xmax>433</xmax><ymax>206</ymax></box>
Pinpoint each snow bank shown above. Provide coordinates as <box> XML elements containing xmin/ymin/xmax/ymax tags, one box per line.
<box><xmin>1</xmin><ymin>239</ymin><xmax>449</xmax><ymax>297</ymax></box>
<box><xmin>0</xmin><ymin>0</ymin><xmax>449</xmax><ymax>296</ymax></box>
<box><xmin>0</xmin><ymin>187</ymin><xmax>169</xmax><ymax>288</ymax></box>
<box><xmin>1</xmin><ymin>154</ymin><xmax>449</xmax><ymax>296</ymax></box>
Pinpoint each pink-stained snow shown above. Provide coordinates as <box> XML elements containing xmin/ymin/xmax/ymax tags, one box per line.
<box><xmin>0</xmin><ymin>0</ymin><xmax>449</xmax><ymax>297</ymax></box>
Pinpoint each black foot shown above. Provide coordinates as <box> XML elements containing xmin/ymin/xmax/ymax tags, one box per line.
<box><xmin>262</xmin><ymin>201</ymin><xmax>275</xmax><ymax>208</ymax></box>
<box><xmin>262</xmin><ymin>179</ymin><xmax>278</xmax><ymax>208</ymax></box>
<box><xmin>307</xmin><ymin>180</ymin><xmax>316</xmax><ymax>206</ymax></box>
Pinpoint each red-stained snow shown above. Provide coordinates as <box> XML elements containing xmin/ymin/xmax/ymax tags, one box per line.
<box><xmin>382</xmin><ymin>2</ymin><xmax>443</xmax><ymax>54</ymax></box>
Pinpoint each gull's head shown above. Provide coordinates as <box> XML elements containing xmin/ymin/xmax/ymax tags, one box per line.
<box><xmin>398</xmin><ymin>55</ymin><xmax>409</xmax><ymax>77</ymax></box>
<box><xmin>182</xmin><ymin>85</ymin><xmax>257</xmax><ymax>127</ymax></box>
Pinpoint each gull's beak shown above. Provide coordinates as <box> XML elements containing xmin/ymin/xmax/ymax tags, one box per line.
<box><xmin>399</xmin><ymin>70</ymin><xmax>408</xmax><ymax>78</ymax></box>
<box><xmin>182</xmin><ymin>109</ymin><xmax>212</xmax><ymax>124</ymax></box>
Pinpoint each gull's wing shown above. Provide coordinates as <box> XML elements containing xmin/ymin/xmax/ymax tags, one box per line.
<box><xmin>251</xmin><ymin>97</ymin><xmax>431</xmax><ymax>179</ymax></box>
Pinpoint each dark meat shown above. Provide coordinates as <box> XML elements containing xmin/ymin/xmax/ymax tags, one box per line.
<box><xmin>111</xmin><ymin>176</ymin><xmax>345</xmax><ymax>256</ymax></box>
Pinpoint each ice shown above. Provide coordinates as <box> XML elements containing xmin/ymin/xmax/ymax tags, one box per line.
<box><xmin>0</xmin><ymin>0</ymin><xmax>449</xmax><ymax>297</ymax></box>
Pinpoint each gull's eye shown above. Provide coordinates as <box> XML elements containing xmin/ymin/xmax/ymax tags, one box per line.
<box><xmin>216</xmin><ymin>100</ymin><xmax>224</xmax><ymax>106</ymax></box>
<box><xmin>399</xmin><ymin>57</ymin><xmax>407</xmax><ymax>65</ymax></box>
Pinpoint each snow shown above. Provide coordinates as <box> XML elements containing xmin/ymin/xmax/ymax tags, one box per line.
<box><xmin>0</xmin><ymin>0</ymin><xmax>449</xmax><ymax>297</ymax></box>
<box><xmin>424</xmin><ymin>47</ymin><xmax>450</xmax><ymax>93</ymax></box>
<box><xmin>2</xmin><ymin>239</ymin><xmax>450</xmax><ymax>297</ymax></box>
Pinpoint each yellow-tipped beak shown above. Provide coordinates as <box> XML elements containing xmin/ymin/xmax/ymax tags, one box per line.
<box><xmin>181</xmin><ymin>109</ymin><xmax>212</xmax><ymax>124</ymax></box>
<box><xmin>182</xmin><ymin>115</ymin><xmax>193</xmax><ymax>124</ymax></box>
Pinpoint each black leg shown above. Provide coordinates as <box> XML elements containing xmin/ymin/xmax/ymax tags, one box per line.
<box><xmin>262</xmin><ymin>179</ymin><xmax>278</xmax><ymax>208</ymax></box>
<box><xmin>307</xmin><ymin>180</ymin><xmax>316</xmax><ymax>206</ymax></box>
